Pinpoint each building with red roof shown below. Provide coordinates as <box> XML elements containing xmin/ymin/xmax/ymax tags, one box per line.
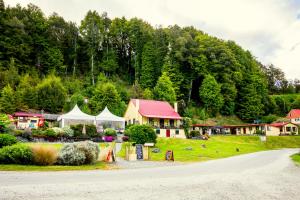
<box><xmin>286</xmin><ymin>109</ymin><xmax>300</xmax><ymax>125</ymax></box>
<box><xmin>13</xmin><ymin>112</ymin><xmax>44</xmax><ymax>129</ymax></box>
<box><xmin>124</xmin><ymin>99</ymin><xmax>185</xmax><ymax>138</ymax></box>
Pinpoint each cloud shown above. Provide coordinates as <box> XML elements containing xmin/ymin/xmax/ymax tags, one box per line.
<box><xmin>5</xmin><ymin>0</ymin><xmax>300</xmax><ymax>79</ymax></box>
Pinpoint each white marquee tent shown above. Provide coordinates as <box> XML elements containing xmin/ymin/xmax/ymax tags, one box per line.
<box><xmin>57</xmin><ymin>104</ymin><xmax>96</xmax><ymax>128</ymax></box>
<box><xmin>95</xmin><ymin>107</ymin><xmax>125</xmax><ymax>131</ymax></box>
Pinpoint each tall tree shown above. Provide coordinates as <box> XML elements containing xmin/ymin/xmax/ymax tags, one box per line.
<box><xmin>154</xmin><ymin>72</ymin><xmax>176</xmax><ymax>102</ymax></box>
<box><xmin>0</xmin><ymin>85</ymin><xmax>16</xmax><ymax>113</ymax></box>
<box><xmin>199</xmin><ymin>75</ymin><xmax>224</xmax><ymax>115</ymax></box>
<box><xmin>140</xmin><ymin>41</ymin><xmax>156</xmax><ymax>88</ymax></box>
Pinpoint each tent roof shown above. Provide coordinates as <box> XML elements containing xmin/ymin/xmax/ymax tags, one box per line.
<box><xmin>57</xmin><ymin>105</ymin><xmax>95</xmax><ymax>121</ymax></box>
<box><xmin>96</xmin><ymin>107</ymin><xmax>125</xmax><ymax>122</ymax></box>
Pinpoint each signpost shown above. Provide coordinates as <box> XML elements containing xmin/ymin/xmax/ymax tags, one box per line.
<box><xmin>136</xmin><ymin>144</ymin><xmax>143</xmax><ymax>160</ymax></box>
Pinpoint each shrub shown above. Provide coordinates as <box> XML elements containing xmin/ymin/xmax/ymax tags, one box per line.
<box><xmin>0</xmin><ymin>134</ymin><xmax>17</xmax><ymax>148</ymax></box>
<box><xmin>22</xmin><ymin>128</ymin><xmax>33</xmax><ymax>141</ymax></box>
<box><xmin>44</xmin><ymin>128</ymin><xmax>58</xmax><ymax>138</ymax></box>
<box><xmin>32</xmin><ymin>129</ymin><xmax>45</xmax><ymax>137</ymax></box>
<box><xmin>255</xmin><ymin>130</ymin><xmax>265</xmax><ymax>135</ymax></box>
<box><xmin>58</xmin><ymin>141</ymin><xmax>100</xmax><ymax>165</ymax></box>
<box><xmin>190</xmin><ymin>130</ymin><xmax>201</xmax><ymax>138</ymax></box>
<box><xmin>104</xmin><ymin>128</ymin><xmax>117</xmax><ymax>136</ymax></box>
<box><xmin>52</xmin><ymin>127</ymin><xmax>64</xmax><ymax>136</ymax></box>
<box><xmin>86</xmin><ymin>124</ymin><xmax>97</xmax><ymax>137</ymax></box>
<box><xmin>62</xmin><ymin>126</ymin><xmax>74</xmax><ymax>137</ymax></box>
<box><xmin>0</xmin><ymin>144</ymin><xmax>33</xmax><ymax>164</ymax></box>
<box><xmin>13</xmin><ymin>129</ymin><xmax>24</xmax><ymax>137</ymax></box>
<box><xmin>31</xmin><ymin>145</ymin><xmax>58</xmax><ymax>166</ymax></box>
<box><xmin>70</xmin><ymin>124</ymin><xmax>84</xmax><ymax>137</ymax></box>
<box><xmin>128</xmin><ymin>124</ymin><xmax>157</xmax><ymax>144</ymax></box>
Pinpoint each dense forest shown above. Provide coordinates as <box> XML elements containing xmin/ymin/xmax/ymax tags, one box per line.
<box><xmin>0</xmin><ymin>1</ymin><xmax>299</xmax><ymax>122</ymax></box>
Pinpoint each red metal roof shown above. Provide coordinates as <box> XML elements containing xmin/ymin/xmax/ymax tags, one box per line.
<box><xmin>287</xmin><ymin>109</ymin><xmax>300</xmax><ymax>119</ymax></box>
<box><xmin>14</xmin><ymin>112</ymin><xmax>43</xmax><ymax>118</ymax></box>
<box><xmin>131</xmin><ymin>99</ymin><xmax>181</xmax><ymax>119</ymax></box>
<box><xmin>269</xmin><ymin>122</ymin><xmax>298</xmax><ymax>127</ymax></box>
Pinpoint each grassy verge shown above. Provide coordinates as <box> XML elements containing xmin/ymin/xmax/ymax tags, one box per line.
<box><xmin>291</xmin><ymin>153</ymin><xmax>300</xmax><ymax>165</ymax></box>
<box><xmin>118</xmin><ymin>136</ymin><xmax>300</xmax><ymax>162</ymax></box>
<box><xmin>0</xmin><ymin>161</ymin><xmax>111</xmax><ymax>171</ymax></box>
<box><xmin>0</xmin><ymin>142</ymin><xmax>114</xmax><ymax>171</ymax></box>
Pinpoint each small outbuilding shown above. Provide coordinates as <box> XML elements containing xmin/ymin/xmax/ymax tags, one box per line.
<box><xmin>57</xmin><ymin>105</ymin><xmax>96</xmax><ymax>128</ymax></box>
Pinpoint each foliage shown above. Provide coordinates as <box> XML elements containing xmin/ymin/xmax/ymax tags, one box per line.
<box><xmin>44</xmin><ymin>128</ymin><xmax>58</xmax><ymax>138</ymax></box>
<box><xmin>36</xmin><ymin>75</ymin><xmax>67</xmax><ymax>113</ymax></box>
<box><xmin>62</xmin><ymin>126</ymin><xmax>74</xmax><ymax>137</ymax></box>
<box><xmin>127</xmin><ymin>124</ymin><xmax>157</xmax><ymax>144</ymax></box>
<box><xmin>189</xmin><ymin>130</ymin><xmax>201</xmax><ymax>137</ymax></box>
<box><xmin>58</xmin><ymin>141</ymin><xmax>99</xmax><ymax>165</ymax></box>
<box><xmin>0</xmin><ymin>134</ymin><xmax>17</xmax><ymax>148</ymax></box>
<box><xmin>154</xmin><ymin>72</ymin><xmax>176</xmax><ymax>103</ymax></box>
<box><xmin>31</xmin><ymin>145</ymin><xmax>58</xmax><ymax>166</ymax></box>
<box><xmin>0</xmin><ymin>114</ymin><xmax>10</xmax><ymax>132</ymax></box>
<box><xmin>85</xmin><ymin>124</ymin><xmax>97</xmax><ymax>137</ymax></box>
<box><xmin>261</xmin><ymin>115</ymin><xmax>278</xmax><ymax>124</ymax></box>
<box><xmin>51</xmin><ymin>127</ymin><xmax>64</xmax><ymax>136</ymax></box>
<box><xmin>199</xmin><ymin>75</ymin><xmax>224</xmax><ymax>115</ymax></box>
<box><xmin>0</xmin><ymin>85</ymin><xmax>16</xmax><ymax>113</ymax></box>
<box><xmin>104</xmin><ymin>128</ymin><xmax>117</xmax><ymax>136</ymax></box>
<box><xmin>0</xmin><ymin>144</ymin><xmax>33</xmax><ymax>164</ymax></box>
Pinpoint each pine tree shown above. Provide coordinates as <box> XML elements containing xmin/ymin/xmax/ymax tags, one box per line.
<box><xmin>0</xmin><ymin>85</ymin><xmax>16</xmax><ymax>113</ymax></box>
<box><xmin>154</xmin><ymin>72</ymin><xmax>176</xmax><ymax>102</ymax></box>
<box><xmin>140</xmin><ymin>42</ymin><xmax>156</xmax><ymax>88</ymax></box>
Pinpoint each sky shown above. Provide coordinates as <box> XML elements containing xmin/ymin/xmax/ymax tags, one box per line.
<box><xmin>5</xmin><ymin>0</ymin><xmax>300</xmax><ymax>79</ymax></box>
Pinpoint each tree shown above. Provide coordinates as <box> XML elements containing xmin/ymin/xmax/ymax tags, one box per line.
<box><xmin>140</xmin><ymin>42</ymin><xmax>156</xmax><ymax>88</ymax></box>
<box><xmin>199</xmin><ymin>75</ymin><xmax>223</xmax><ymax>115</ymax></box>
<box><xmin>90</xmin><ymin>82</ymin><xmax>124</xmax><ymax>115</ymax></box>
<box><xmin>154</xmin><ymin>72</ymin><xmax>176</xmax><ymax>102</ymax></box>
<box><xmin>127</xmin><ymin>124</ymin><xmax>157</xmax><ymax>144</ymax></box>
<box><xmin>16</xmin><ymin>74</ymin><xmax>38</xmax><ymax>109</ymax></box>
<box><xmin>143</xmin><ymin>88</ymin><xmax>153</xmax><ymax>99</ymax></box>
<box><xmin>0</xmin><ymin>85</ymin><xmax>16</xmax><ymax>113</ymax></box>
<box><xmin>36</xmin><ymin>75</ymin><xmax>67</xmax><ymax>113</ymax></box>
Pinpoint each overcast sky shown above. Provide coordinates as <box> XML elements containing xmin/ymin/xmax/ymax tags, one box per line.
<box><xmin>6</xmin><ymin>0</ymin><xmax>300</xmax><ymax>79</ymax></box>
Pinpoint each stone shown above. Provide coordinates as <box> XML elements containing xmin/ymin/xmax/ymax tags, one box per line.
<box><xmin>201</xmin><ymin>144</ymin><xmax>206</xmax><ymax>148</ymax></box>
<box><xmin>152</xmin><ymin>148</ymin><xmax>160</xmax><ymax>153</ymax></box>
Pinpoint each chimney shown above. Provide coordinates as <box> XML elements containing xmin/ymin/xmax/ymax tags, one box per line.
<box><xmin>174</xmin><ymin>102</ymin><xmax>178</xmax><ymax>113</ymax></box>
<box><xmin>136</xmin><ymin>99</ymin><xmax>140</xmax><ymax>112</ymax></box>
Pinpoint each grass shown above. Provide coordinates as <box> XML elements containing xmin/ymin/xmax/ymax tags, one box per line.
<box><xmin>118</xmin><ymin>136</ymin><xmax>300</xmax><ymax>162</ymax></box>
<box><xmin>194</xmin><ymin>115</ymin><xmax>246</xmax><ymax>126</ymax></box>
<box><xmin>0</xmin><ymin>142</ymin><xmax>115</xmax><ymax>171</ymax></box>
<box><xmin>291</xmin><ymin>153</ymin><xmax>300</xmax><ymax>165</ymax></box>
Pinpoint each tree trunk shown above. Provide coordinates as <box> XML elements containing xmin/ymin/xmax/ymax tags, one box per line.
<box><xmin>91</xmin><ymin>54</ymin><xmax>95</xmax><ymax>85</ymax></box>
<box><xmin>188</xmin><ymin>79</ymin><xmax>193</xmax><ymax>103</ymax></box>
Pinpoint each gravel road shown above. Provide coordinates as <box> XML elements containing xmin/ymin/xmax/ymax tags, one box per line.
<box><xmin>0</xmin><ymin>149</ymin><xmax>299</xmax><ymax>200</ymax></box>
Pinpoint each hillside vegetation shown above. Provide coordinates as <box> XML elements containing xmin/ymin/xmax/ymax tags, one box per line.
<box><xmin>0</xmin><ymin>0</ymin><xmax>299</xmax><ymax>122</ymax></box>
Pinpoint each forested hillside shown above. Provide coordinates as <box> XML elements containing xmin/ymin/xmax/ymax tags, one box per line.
<box><xmin>0</xmin><ymin>1</ymin><xmax>299</xmax><ymax>122</ymax></box>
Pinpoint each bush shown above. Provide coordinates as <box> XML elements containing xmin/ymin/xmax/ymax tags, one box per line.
<box><xmin>62</xmin><ymin>126</ymin><xmax>74</xmax><ymax>137</ymax></box>
<box><xmin>13</xmin><ymin>129</ymin><xmax>24</xmax><ymax>137</ymax></box>
<box><xmin>189</xmin><ymin>130</ymin><xmax>201</xmax><ymax>138</ymax></box>
<box><xmin>31</xmin><ymin>145</ymin><xmax>58</xmax><ymax>166</ymax></box>
<box><xmin>52</xmin><ymin>127</ymin><xmax>64</xmax><ymax>136</ymax></box>
<box><xmin>22</xmin><ymin>128</ymin><xmax>33</xmax><ymax>141</ymax></box>
<box><xmin>261</xmin><ymin>115</ymin><xmax>278</xmax><ymax>124</ymax></box>
<box><xmin>32</xmin><ymin>129</ymin><xmax>45</xmax><ymax>137</ymax></box>
<box><xmin>104</xmin><ymin>128</ymin><xmax>117</xmax><ymax>136</ymax></box>
<box><xmin>58</xmin><ymin>141</ymin><xmax>100</xmax><ymax>165</ymax></box>
<box><xmin>127</xmin><ymin>124</ymin><xmax>157</xmax><ymax>144</ymax></box>
<box><xmin>0</xmin><ymin>134</ymin><xmax>17</xmax><ymax>148</ymax></box>
<box><xmin>70</xmin><ymin>124</ymin><xmax>84</xmax><ymax>137</ymax></box>
<box><xmin>0</xmin><ymin>144</ymin><xmax>33</xmax><ymax>164</ymax></box>
<box><xmin>44</xmin><ymin>128</ymin><xmax>58</xmax><ymax>138</ymax></box>
<box><xmin>255</xmin><ymin>130</ymin><xmax>265</xmax><ymax>135</ymax></box>
<box><xmin>86</xmin><ymin>124</ymin><xmax>97</xmax><ymax>137</ymax></box>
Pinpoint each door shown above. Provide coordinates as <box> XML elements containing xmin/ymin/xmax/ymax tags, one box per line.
<box><xmin>166</xmin><ymin>129</ymin><xmax>170</xmax><ymax>137</ymax></box>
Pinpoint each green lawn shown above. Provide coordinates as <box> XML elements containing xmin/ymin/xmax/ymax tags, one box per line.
<box><xmin>118</xmin><ymin>136</ymin><xmax>300</xmax><ymax>162</ymax></box>
<box><xmin>0</xmin><ymin>142</ymin><xmax>114</xmax><ymax>171</ymax></box>
<box><xmin>291</xmin><ymin>153</ymin><xmax>300</xmax><ymax>165</ymax></box>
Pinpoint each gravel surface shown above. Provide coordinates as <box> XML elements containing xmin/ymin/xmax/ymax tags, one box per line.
<box><xmin>0</xmin><ymin>149</ymin><xmax>299</xmax><ymax>200</ymax></box>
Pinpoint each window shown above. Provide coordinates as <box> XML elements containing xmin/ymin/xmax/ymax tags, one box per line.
<box><xmin>170</xmin><ymin>119</ymin><xmax>174</xmax><ymax>127</ymax></box>
<box><xmin>286</xmin><ymin>127</ymin><xmax>291</xmax><ymax>132</ymax></box>
<box><xmin>175</xmin><ymin>129</ymin><xmax>179</xmax><ymax>135</ymax></box>
<box><xmin>156</xmin><ymin>129</ymin><xmax>160</xmax><ymax>134</ymax></box>
<box><xmin>30</xmin><ymin>120</ymin><xmax>37</xmax><ymax>123</ymax></box>
<box><xmin>148</xmin><ymin>118</ymin><xmax>154</xmax><ymax>126</ymax></box>
<box><xmin>160</xmin><ymin>119</ymin><xmax>164</xmax><ymax>128</ymax></box>
<box><xmin>267</xmin><ymin>126</ymin><xmax>271</xmax><ymax>131</ymax></box>
<box><xmin>292</xmin><ymin>127</ymin><xmax>297</xmax><ymax>132</ymax></box>
<box><xmin>249</xmin><ymin>127</ymin><xmax>253</xmax><ymax>131</ymax></box>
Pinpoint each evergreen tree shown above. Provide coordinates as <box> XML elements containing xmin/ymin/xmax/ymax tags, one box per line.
<box><xmin>143</xmin><ymin>88</ymin><xmax>153</xmax><ymax>99</ymax></box>
<box><xmin>154</xmin><ymin>72</ymin><xmax>176</xmax><ymax>102</ymax></box>
<box><xmin>140</xmin><ymin>42</ymin><xmax>156</xmax><ymax>88</ymax></box>
<box><xmin>0</xmin><ymin>85</ymin><xmax>16</xmax><ymax>113</ymax></box>
<box><xmin>199</xmin><ymin>75</ymin><xmax>224</xmax><ymax>115</ymax></box>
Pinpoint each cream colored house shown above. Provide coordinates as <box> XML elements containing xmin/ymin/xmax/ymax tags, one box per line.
<box><xmin>124</xmin><ymin>99</ymin><xmax>185</xmax><ymax>138</ymax></box>
<box><xmin>287</xmin><ymin>109</ymin><xmax>300</xmax><ymax>125</ymax></box>
<box><xmin>265</xmin><ymin>122</ymin><xmax>298</xmax><ymax>136</ymax></box>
